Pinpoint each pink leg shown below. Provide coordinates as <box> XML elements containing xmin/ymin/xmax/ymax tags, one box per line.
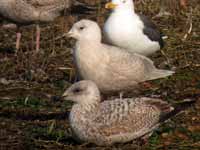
<box><xmin>16</xmin><ymin>32</ymin><xmax>21</xmax><ymax>52</ymax></box>
<box><xmin>180</xmin><ymin>0</ymin><xmax>187</xmax><ymax>8</ymax></box>
<box><xmin>36</xmin><ymin>25</ymin><xmax>40</xmax><ymax>53</ymax></box>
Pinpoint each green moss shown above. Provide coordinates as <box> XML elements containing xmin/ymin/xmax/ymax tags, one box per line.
<box><xmin>27</xmin><ymin>125</ymin><xmax>68</xmax><ymax>142</ymax></box>
<box><xmin>148</xmin><ymin>132</ymin><xmax>160</xmax><ymax>150</ymax></box>
<box><xmin>0</xmin><ymin>97</ymin><xmax>45</xmax><ymax>110</ymax></box>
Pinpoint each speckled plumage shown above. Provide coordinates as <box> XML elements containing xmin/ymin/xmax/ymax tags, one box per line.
<box><xmin>0</xmin><ymin>0</ymin><xmax>93</xmax><ymax>51</ymax></box>
<box><xmin>0</xmin><ymin>0</ymin><xmax>74</xmax><ymax>24</ymax></box>
<box><xmin>62</xmin><ymin>80</ymin><xmax>194</xmax><ymax>146</ymax></box>
<box><xmin>67</xmin><ymin>19</ymin><xmax>174</xmax><ymax>93</ymax></box>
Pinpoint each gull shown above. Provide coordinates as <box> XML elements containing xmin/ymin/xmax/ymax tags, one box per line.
<box><xmin>62</xmin><ymin>80</ymin><xmax>195</xmax><ymax>146</ymax></box>
<box><xmin>66</xmin><ymin>19</ymin><xmax>174</xmax><ymax>93</ymax></box>
<box><xmin>0</xmin><ymin>0</ymin><xmax>94</xmax><ymax>53</ymax></box>
<box><xmin>103</xmin><ymin>0</ymin><xmax>164</xmax><ymax>56</ymax></box>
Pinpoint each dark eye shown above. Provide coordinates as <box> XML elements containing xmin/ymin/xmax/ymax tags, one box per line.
<box><xmin>79</xmin><ymin>26</ymin><xmax>84</xmax><ymax>30</ymax></box>
<box><xmin>73</xmin><ymin>87</ymin><xmax>82</xmax><ymax>93</ymax></box>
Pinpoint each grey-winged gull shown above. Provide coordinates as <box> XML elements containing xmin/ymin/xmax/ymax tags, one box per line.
<box><xmin>103</xmin><ymin>0</ymin><xmax>164</xmax><ymax>56</ymax></box>
<box><xmin>66</xmin><ymin>19</ymin><xmax>174</xmax><ymax>94</ymax></box>
<box><xmin>0</xmin><ymin>0</ymin><xmax>94</xmax><ymax>52</ymax></box>
<box><xmin>62</xmin><ymin>80</ymin><xmax>195</xmax><ymax>146</ymax></box>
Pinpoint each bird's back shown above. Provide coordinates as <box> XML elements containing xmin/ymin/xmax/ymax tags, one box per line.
<box><xmin>104</xmin><ymin>10</ymin><xmax>162</xmax><ymax>56</ymax></box>
<box><xmin>102</xmin><ymin>44</ymin><xmax>172</xmax><ymax>82</ymax></box>
<box><xmin>0</xmin><ymin>0</ymin><xmax>70</xmax><ymax>24</ymax></box>
<box><xmin>76</xmin><ymin>97</ymin><xmax>170</xmax><ymax>145</ymax></box>
<box><xmin>75</xmin><ymin>41</ymin><xmax>173</xmax><ymax>93</ymax></box>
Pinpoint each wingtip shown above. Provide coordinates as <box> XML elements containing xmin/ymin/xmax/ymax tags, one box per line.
<box><xmin>148</xmin><ymin>69</ymin><xmax>175</xmax><ymax>80</ymax></box>
<box><xmin>70</xmin><ymin>5</ymin><xmax>97</xmax><ymax>15</ymax></box>
<box><xmin>159</xmin><ymin>99</ymin><xmax>196</xmax><ymax>123</ymax></box>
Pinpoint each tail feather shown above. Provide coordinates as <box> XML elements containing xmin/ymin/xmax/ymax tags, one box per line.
<box><xmin>147</xmin><ymin>69</ymin><xmax>174</xmax><ymax>81</ymax></box>
<box><xmin>70</xmin><ymin>1</ymin><xmax>97</xmax><ymax>15</ymax></box>
<box><xmin>159</xmin><ymin>99</ymin><xmax>196</xmax><ymax>123</ymax></box>
<box><xmin>70</xmin><ymin>5</ymin><xmax>96</xmax><ymax>15</ymax></box>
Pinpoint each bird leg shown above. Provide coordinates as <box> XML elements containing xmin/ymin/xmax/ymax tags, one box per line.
<box><xmin>180</xmin><ymin>0</ymin><xmax>187</xmax><ymax>8</ymax></box>
<box><xmin>16</xmin><ymin>30</ymin><xmax>22</xmax><ymax>52</ymax></box>
<box><xmin>2</xmin><ymin>24</ymin><xmax>20</xmax><ymax>52</ymax></box>
<box><xmin>119</xmin><ymin>92</ymin><xmax>124</xmax><ymax>100</ymax></box>
<box><xmin>36</xmin><ymin>24</ymin><xmax>40</xmax><ymax>53</ymax></box>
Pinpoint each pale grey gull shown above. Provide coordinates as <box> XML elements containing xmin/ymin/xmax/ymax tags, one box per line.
<box><xmin>66</xmin><ymin>19</ymin><xmax>174</xmax><ymax>94</ymax></box>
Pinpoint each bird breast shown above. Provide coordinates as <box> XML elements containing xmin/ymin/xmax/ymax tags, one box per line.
<box><xmin>74</xmin><ymin>41</ymin><xmax>108</xmax><ymax>80</ymax></box>
<box><xmin>104</xmin><ymin>12</ymin><xmax>160</xmax><ymax>55</ymax></box>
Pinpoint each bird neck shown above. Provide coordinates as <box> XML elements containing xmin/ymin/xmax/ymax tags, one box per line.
<box><xmin>81</xmin><ymin>102</ymin><xmax>99</xmax><ymax>112</ymax></box>
<box><xmin>74</xmin><ymin>98</ymin><xmax>100</xmax><ymax>114</ymax></box>
<box><xmin>70</xmin><ymin>99</ymin><xmax>100</xmax><ymax>128</ymax></box>
<box><xmin>75</xmin><ymin>39</ymin><xmax>102</xmax><ymax>55</ymax></box>
<box><xmin>78</xmin><ymin>37</ymin><xmax>101</xmax><ymax>44</ymax></box>
<box><xmin>77</xmin><ymin>36</ymin><xmax>102</xmax><ymax>49</ymax></box>
<box><xmin>113</xmin><ymin>5</ymin><xmax>135</xmax><ymax>14</ymax></box>
<box><xmin>81</xmin><ymin>92</ymin><xmax>101</xmax><ymax>111</ymax></box>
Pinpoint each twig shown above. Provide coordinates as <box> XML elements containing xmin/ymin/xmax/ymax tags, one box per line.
<box><xmin>182</xmin><ymin>8</ymin><xmax>193</xmax><ymax>41</ymax></box>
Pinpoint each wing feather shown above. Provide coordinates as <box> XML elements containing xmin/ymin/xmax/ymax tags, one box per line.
<box><xmin>92</xmin><ymin>98</ymin><xmax>165</xmax><ymax>137</ymax></box>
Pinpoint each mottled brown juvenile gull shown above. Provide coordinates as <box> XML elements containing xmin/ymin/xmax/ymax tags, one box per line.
<box><xmin>0</xmin><ymin>0</ymin><xmax>94</xmax><ymax>52</ymax></box>
<box><xmin>62</xmin><ymin>80</ymin><xmax>195</xmax><ymax>146</ymax></box>
<box><xmin>67</xmin><ymin>19</ymin><xmax>174</xmax><ymax>93</ymax></box>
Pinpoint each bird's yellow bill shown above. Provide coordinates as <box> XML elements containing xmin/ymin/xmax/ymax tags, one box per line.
<box><xmin>105</xmin><ymin>2</ymin><xmax>118</xmax><ymax>9</ymax></box>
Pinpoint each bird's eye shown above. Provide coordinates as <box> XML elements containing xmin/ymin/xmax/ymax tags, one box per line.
<box><xmin>79</xmin><ymin>26</ymin><xmax>84</xmax><ymax>30</ymax></box>
<box><xmin>122</xmin><ymin>0</ymin><xmax>126</xmax><ymax>3</ymax></box>
<box><xmin>73</xmin><ymin>87</ymin><xmax>82</xmax><ymax>93</ymax></box>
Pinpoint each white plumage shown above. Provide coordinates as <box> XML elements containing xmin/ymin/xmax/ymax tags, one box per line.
<box><xmin>103</xmin><ymin>0</ymin><xmax>164</xmax><ymax>56</ymax></box>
